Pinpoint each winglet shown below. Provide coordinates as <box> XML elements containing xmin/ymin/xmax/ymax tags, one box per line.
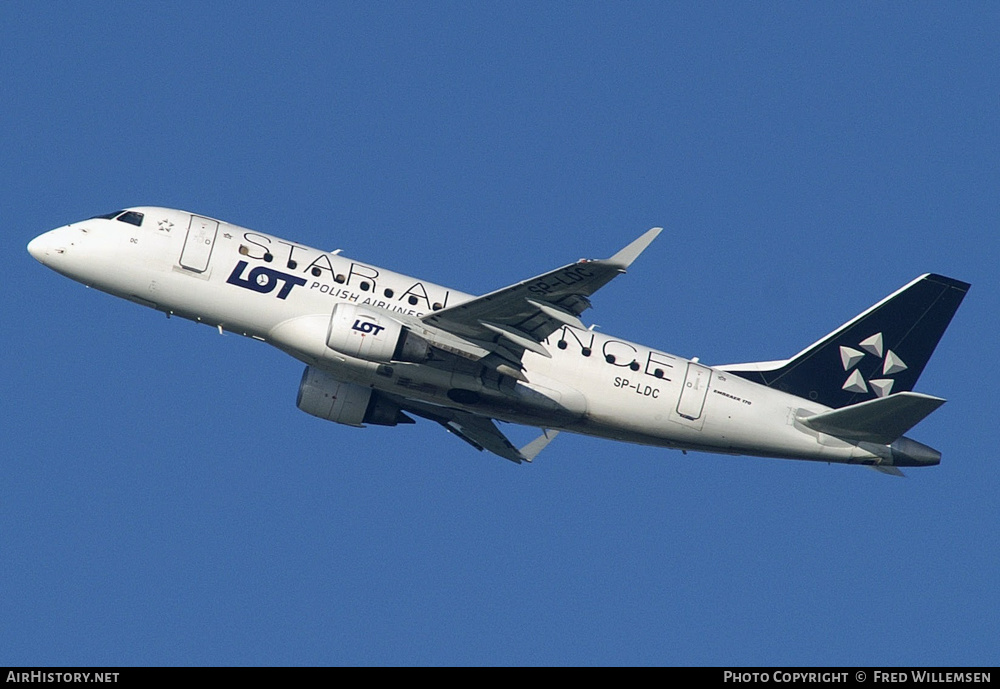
<box><xmin>607</xmin><ymin>227</ymin><xmax>663</xmax><ymax>269</ymax></box>
<box><xmin>519</xmin><ymin>429</ymin><xmax>560</xmax><ymax>462</ymax></box>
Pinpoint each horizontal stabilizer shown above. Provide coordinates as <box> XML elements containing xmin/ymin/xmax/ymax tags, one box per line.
<box><xmin>800</xmin><ymin>392</ymin><xmax>945</xmax><ymax>444</ymax></box>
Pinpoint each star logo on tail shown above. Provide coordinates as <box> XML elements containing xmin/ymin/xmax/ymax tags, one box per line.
<box><xmin>839</xmin><ymin>332</ymin><xmax>908</xmax><ymax>397</ymax></box>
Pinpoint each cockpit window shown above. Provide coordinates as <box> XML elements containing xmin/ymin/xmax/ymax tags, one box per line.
<box><xmin>117</xmin><ymin>211</ymin><xmax>144</xmax><ymax>227</ymax></box>
<box><xmin>88</xmin><ymin>210</ymin><xmax>144</xmax><ymax>226</ymax></box>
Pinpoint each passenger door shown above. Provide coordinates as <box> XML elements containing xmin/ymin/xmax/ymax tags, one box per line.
<box><xmin>179</xmin><ymin>215</ymin><xmax>219</xmax><ymax>273</ymax></box>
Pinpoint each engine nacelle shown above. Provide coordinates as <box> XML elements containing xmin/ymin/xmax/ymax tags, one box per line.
<box><xmin>296</xmin><ymin>366</ymin><xmax>413</xmax><ymax>427</ymax></box>
<box><xmin>326</xmin><ymin>303</ymin><xmax>430</xmax><ymax>363</ymax></box>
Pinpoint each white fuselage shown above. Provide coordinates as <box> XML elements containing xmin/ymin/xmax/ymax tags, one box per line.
<box><xmin>28</xmin><ymin>207</ymin><xmax>884</xmax><ymax>466</ymax></box>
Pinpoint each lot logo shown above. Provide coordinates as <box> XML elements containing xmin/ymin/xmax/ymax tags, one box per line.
<box><xmin>352</xmin><ymin>318</ymin><xmax>385</xmax><ymax>336</ymax></box>
<box><xmin>227</xmin><ymin>260</ymin><xmax>307</xmax><ymax>300</ymax></box>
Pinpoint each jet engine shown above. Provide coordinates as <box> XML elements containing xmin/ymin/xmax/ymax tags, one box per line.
<box><xmin>326</xmin><ymin>303</ymin><xmax>431</xmax><ymax>363</ymax></box>
<box><xmin>296</xmin><ymin>365</ymin><xmax>414</xmax><ymax>427</ymax></box>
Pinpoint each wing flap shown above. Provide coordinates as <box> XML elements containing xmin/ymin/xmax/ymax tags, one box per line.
<box><xmin>481</xmin><ymin>321</ymin><xmax>552</xmax><ymax>358</ymax></box>
<box><xmin>525</xmin><ymin>299</ymin><xmax>586</xmax><ymax>330</ymax></box>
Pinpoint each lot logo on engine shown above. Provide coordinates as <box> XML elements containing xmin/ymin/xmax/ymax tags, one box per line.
<box><xmin>352</xmin><ymin>318</ymin><xmax>385</xmax><ymax>336</ymax></box>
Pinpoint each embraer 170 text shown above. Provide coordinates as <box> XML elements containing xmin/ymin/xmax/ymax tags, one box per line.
<box><xmin>29</xmin><ymin>208</ymin><xmax>969</xmax><ymax>475</ymax></box>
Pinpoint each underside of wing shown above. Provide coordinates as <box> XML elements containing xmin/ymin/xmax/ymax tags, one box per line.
<box><xmin>396</xmin><ymin>396</ymin><xmax>559</xmax><ymax>464</ymax></box>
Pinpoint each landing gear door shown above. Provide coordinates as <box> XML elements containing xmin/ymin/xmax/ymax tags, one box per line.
<box><xmin>179</xmin><ymin>215</ymin><xmax>219</xmax><ymax>273</ymax></box>
<box><xmin>677</xmin><ymin>362</ymin><xmax>712</xmax><ymax>421</ymax></box>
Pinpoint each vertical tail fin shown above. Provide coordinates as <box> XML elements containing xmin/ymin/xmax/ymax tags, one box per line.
<box><xmin>723</xmin><ymin>274</ymin><xmax>969</xmax><ymax>408</ymax></box>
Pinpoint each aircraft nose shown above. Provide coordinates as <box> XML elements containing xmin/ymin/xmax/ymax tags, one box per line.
<box><xmin>27</xmin><ymin>234</ymin><xmax>45</xmax><ymax>260</ymax></box>
<box><xmin>27</xmin><ymin>229</ymin><xmax>65</xmax><ymax>264</ymax></box>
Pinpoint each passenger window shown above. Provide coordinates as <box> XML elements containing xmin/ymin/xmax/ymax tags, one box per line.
<box><xmin>117</xmin><ymin>211</ymin><xmax>144</xmax><ymax>227</ymax></box>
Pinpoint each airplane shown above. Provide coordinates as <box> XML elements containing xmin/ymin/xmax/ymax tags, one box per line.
<box><xmin>27</xmin><ymin>207</ymin><xmax>969</xmax><ymax>475</ymax></box>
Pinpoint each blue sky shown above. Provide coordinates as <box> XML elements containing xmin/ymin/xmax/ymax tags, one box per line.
<box><xmin>3</xmin><ymin>3</ymin><xmax>997</xmax><ymax>666</ymax></box>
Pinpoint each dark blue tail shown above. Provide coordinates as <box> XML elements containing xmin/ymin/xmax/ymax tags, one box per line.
<box><xmin>723</xmin><ymin>274</ymin><xmax>970</xmax><ymax>409</ymax></box>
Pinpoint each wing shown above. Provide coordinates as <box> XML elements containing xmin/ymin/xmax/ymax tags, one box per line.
<box><xmin>421</xmin><ymin>227</ymin><xmax>661</xmax><ymax>372</ymax></box>
<box><xmin>383</xmin><ymin>229</ymin><xmax>657</xmax><ymax>463</ymax></box>
<box><xmin>398</xmin><ymin>397</ymin><xmax>559</xmax><ymax>464</ymax></box>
